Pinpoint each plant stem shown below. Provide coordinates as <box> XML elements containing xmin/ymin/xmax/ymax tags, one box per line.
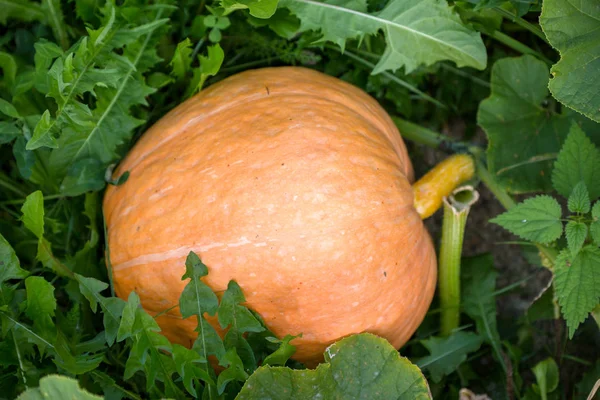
<box><xmin>486</xmin><ymin>30</ymin><xmax>553</xmax><ymax>66</ymax></box>
<box><xmin>439</xmin><ymin>186</ymin><xmax>479</xmax><ymax>336</ymax></box>
<box><xmin>475</xmin><ymin>159</ymin><xmax>516</xmax><ymax>209</ymax></box>
<box><xmin>493</xmin><ymin>7</ymin><xmax>548</xmax><ymax>44</ymax></box>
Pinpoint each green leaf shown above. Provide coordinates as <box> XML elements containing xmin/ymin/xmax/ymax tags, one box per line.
<box><xmin>531</xmin><ymin>357</ymin><xmax>559</xmax><ymax>398</ymax></box>
<box><xmin>0</xmin><ymin>98</ymin><xmax>20</xmax><ymax>118</ymax></box>
<box><xmin>42</xmin><ymin>0</ymin><xmax>69</xmax><ymax>50</ymax></box>
<box><xmin>552</xmin><ymin>124</ymin><xmax>600</xmax><ymax>201</ymax></box>
<box><xmin>217</xmin><ymin>348</ymin><xmax>249</xmax><ymax>394</ymax></box>
<box><xmin>262</xmin><ymin>334</ymin><xmax>300</xmax><ymax>366</ymax></box>
<box><xmin>279</xmin><ymin>0</ymin><xmax>486</xmax><ymax>73</ymax></box>
<box><xmin>16</xmin><ymin>374</ymin><xmax>103</xmax><ymax>400</ymax></box>
<box><xmin>565</xmin><ymin>221</ymin><xmax>587</xmax><ymax>257</ymax></box>
<box><xmin>416</xmin><ymin>331</ymin><xmax>483</xmax><ymax>383</ymax></box>
<box><xmin>568</xmin><ymin>182</ymin><xmax>591</xmax><ymax>214</ymax></box>
<box><xmin>169</xmin><ymin>38</ymin><xmax>193</xmax><ymax>80</ymax></box>
<box><xmin>540</xmin><ymin>0</ymin><xmax>600</xmax><ymax>123</ymax></box>
<box><xmin>180</xmin><ymin>251</ymin><xmax>219</xmax><ymax>318</ymax></box>
<box><xmin>477</xmin><ymin>55</ymin><xmax>600</xmax><ymax>193</ymax></box>
<box><xmin>0</xmin><ymin>0</ymin><xmax>46</xmax><ymax>25</ymax></box>
<box><xmin>0</xmin><ymin>121</ymin><xmax>21</xmax><ymax>144</ymax></box>
<box><xmin>238</xmin><ymin>333</ymin><xmax>431</xmax><ymax>399</ymax></box>
<box><xmin>490</xmin><ymin>196</ymin><xmax>563</xmax><ymax>244</ymax></box>
<box><xmin>591</xmin><ymin>202</ymin><xmax>600</xmax><ymax>246</ymax></box>
<box><xmin>218</xmin><ymin>281</ymin><xmax>264</xmax><ymax>333</ymax></box>
<box><xmin>554</xmin><ymin>247</ymin><xmax>600</xmax><ymax>337</ymax></box>
<box><xmin>172</xmin><ymin>344</ymin><xmax>213</xmax><ymax>397</ymax></box>
<box><xmin>190</xmin><ymin>43</ymin><xmax>225</xmax><ymax>94</ymax></box>
<box><xmin>25</xmin><ymin>276</ymin><xmax>57</xmax><ymax>354</ymax></box>
<box><xmin>20</xmin><ymin>190</ymin><xmax>45</xmax><ymax>239</ymax></box>
<box><xmin>461</xmin><ymin>255</ymin><xmax>505</xmax><ymax>373</ymax></box>
<box><xmin>0</xmin><ymin>234</ymin><xmax>28</xmax><ymax>284</ymax></box>
<box><xmin>222</xmin><ymin>0</ymin><xmax>279</xmax><ymax>18</ymax></box>
<box><xmin>60</xmin><ymin>158</ymin><xmax>106</xmax><ymax>196</ymax></box>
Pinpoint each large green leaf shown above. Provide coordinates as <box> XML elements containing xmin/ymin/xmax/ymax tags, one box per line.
<box><xmin>540</xmin><ymin>0</ymin><xmax>600</xmax><ymax>123</ymax></box>
<box><xmin>477</xmin><ymin>55</ymin><xmax>600</xmax><ymax>193</ymax></box>
<box><xmin>237</xmin><ymin>333</ymin><xmax>431</xmax><ymax>399</ymax></box>
<box><xmin>16</xmin><ymin>374</ymin><xmax>103</xmax><ymax>400</ymax></box>
<box><xmin>278</xmin><ymin>0</ymin><xmax>486</xmax><ymax>73</ymax></box>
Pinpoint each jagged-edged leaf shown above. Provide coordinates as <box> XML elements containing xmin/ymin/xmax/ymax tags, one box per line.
<box><xmin>554</xmin><ymin>247</ymin><xmax>600</xmax><ymax>337</ymax></box>
<box><xmin>279</xmin><ymin>0</ymin><xmax>486</xmax><ymax>73</ymax></box>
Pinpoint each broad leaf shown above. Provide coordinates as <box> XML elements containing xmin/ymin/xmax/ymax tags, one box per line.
<box><xmin>554</xmin><ymin>246</ymin><xmax>600</xmax><ymax>337</ymax></box>
<box><xmin>540</xmin><ymin>0</ymin><xmax>600</xmax><ymax>123</ymax></box>
<box><xmin>16</xmin><ymin>374</ymin><xmax>103</xmax><ymax>400</ymax></box>
<box><xmin>237</xmin><ymin>333</ymin><xmax>432</xmax><ymax>399</ymax></box>
<box><xmin>490</xmin><ymin>196</ymin><xmax>563</xmax><ymax>244</ymax></box>
<box><xmin>416</xmin><ymin>331</ymin><xmax>483</xmax><ymax>383</ymax></box>
<box><xmin>279</xmin><ymin>0</ymin><xmax>486</xmax><ymax>73</ymax></box>
<box><xmin>531</xmin><ymin>357</ymin><xmax>559</xmax><ymax>397</ymax></box>
<box><xmin>478</xmin><ymin>55</ymin><xmax>600</xmax><ymax>193</ymax></box>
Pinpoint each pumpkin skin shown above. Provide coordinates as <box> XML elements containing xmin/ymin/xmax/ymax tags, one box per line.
<box><xmin>103</xmin><ymin>66</ymin><xmax>437</xmax><ymax>366</ymax></box>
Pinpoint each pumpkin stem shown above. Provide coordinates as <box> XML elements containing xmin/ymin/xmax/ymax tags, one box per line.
<box><xmin>412</xmin><ymin>154</ymin><xmax>475</xmax><ymax>219</ymax></box>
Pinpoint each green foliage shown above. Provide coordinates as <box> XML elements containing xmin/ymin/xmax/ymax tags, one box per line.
<box><xmin>279</xmin><ymin>0</ymin><xmax>487</xmax><ymax>73</ymax></box>
<box><xmin>17</xmin><ymin>374</ymin><xmax>103</xmax><ymax>400</ymax></box>
<box><xmin>490</xmin><ymin>196</ymin><xmax>563</xmax><ymax>244</ymax></box>
<box><xmin>554</xmin><ymin>247</ymin><xmax>600</xmax><ymax>337</ymax></box>
<box><xmin>237</xmin><ymin>333</ymin><xmax>432</xmax><ymax>399</ymax></box>
<box><xmin>0</xmin><ymin>0</ymin><xmax>598</xmax><ymax>398</ymax></box>
<box><xmin>540</xmin><ymin>0</ymin><xmax>600</xmax><ymax>123</ymax></box>
<box><xmin>416</xmin><ymin>331</ymin><xmax>483</xmax><ymax>383</ymax></box>
<box><xmin>478</xmin><ymin>55</ymin><xmax>599</xmax><ymax>193</ymax></box>
<box><xmin>552</xmin><ymin>124</ymin><xmax>600</xmax><ymax>200</ymax></box>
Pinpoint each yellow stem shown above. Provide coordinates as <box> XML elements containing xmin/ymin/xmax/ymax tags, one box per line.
<box><xmin>413</xmin><ymin>154</ymin><xmax>476</xmax><ymax>219</ymax></box>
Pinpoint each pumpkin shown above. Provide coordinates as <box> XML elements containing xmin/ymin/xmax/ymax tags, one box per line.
<box><xmin>103</xmin><ymin>66</ymin><xmax>474</xmax><ymax>366</ymax></box>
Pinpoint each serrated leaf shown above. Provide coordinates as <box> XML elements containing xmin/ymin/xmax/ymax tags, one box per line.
<box><xmin>490</xmin><ymin>196</ymin><xmax>563</xmax><ymax>243</ymax></box>
<box><xmin>478</xmin><ymin>55</ymin><xmax>600</xmax><ymax>193</ymax></box>
<box><xmin>237</xmin><ymin>333</ymin><xmax>431</xmax><ymax>399</ymax></box>
<box><xmin>552</xmin><ymin>124</ymin><xmax>600</xmax><ymax>201</ymax></box>
<box><xmin>540</xmin><ymin>0</ymin><xmax>600</xmax><ymax>123</ymax></box>
<box><xmin>591</xmin><ymin>202</ymin><xmax>600</xmax><ymax>246</ymax></box>
<box><xmin>279</xmin><ymin>0</ymin><xmax>486</xmax><ymax>74</ymax></box>
<box><xmin>416</xmin><ymin>331</ymin><xmax>483</xmax><ymax>383</ymax></box>
<box><xmin>20</xmin><ymin>191</ymin><xmax>45</xmax><ymax>239</ymax></box>
<box><xmin>169</xmin><ymin>38</ymin><xmax>193</xmax><ymax>80</ymax></box>
<box><xmin>566</xmin><ymin>221</ymin><xmax>587</xmax><ymax>257</ymax></box>
<box><xmin>117</xmin><ymin>291</ymin><xmax>141</xmax><ymax>342</ymax></box>
<box><xmin>222</xmin><ymin>0</ymin><xmax>278</xmax><ymax>18</ymax></box>
<box><xmin>0</xmin><ymin>234</ymin><xmax>28</xmax><ymax>284</ymax></box>
<box><xmin>568</xmin><ymin>182</ymin><xmax>591</xmax><ymax>214</ymax></box>
<box><xmin>16</xmin><ymin>374</ymin><xmax>103</xmax><ymax>400</ymax></box>
<box><xmin>554</xmin><ymin>247</ymin><xmax>600</xmax><ymax>337</ymax></box>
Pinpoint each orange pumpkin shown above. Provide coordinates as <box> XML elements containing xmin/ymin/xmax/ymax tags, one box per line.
<box><xmin>103</xmin><ymin>67</ymin><xmax>474</xmax><ymax>366</ymax></box>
